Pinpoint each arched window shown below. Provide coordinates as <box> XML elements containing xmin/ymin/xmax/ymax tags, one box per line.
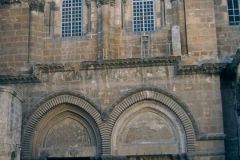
<box><xmin>132</xmin><ymin>0</ymin><xmax>155</xmax><ymax>32</ymax></box>
<box><xmin>227</xmin><ymin>0</ymin><xmax>240</xmax><ymax>25</ymax></box>
<box><xmin>62</xmin><ymin>0</ymin><xmax>82</xmax><ymax>37</ymax></box>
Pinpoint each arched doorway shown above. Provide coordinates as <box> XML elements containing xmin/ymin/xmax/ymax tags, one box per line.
<box><xmin>103</xmin><ymin>89</ymin><xmax>197</xmax><ymax>157</ymax></box>
<box><xmin>32</xmin><ymin>104</ymin><xmax>99</xmax><ymax>159</ymax></box>
<box><xmin>21</xmin><ymin>94</ymin><xmax>102</xmax><ymax>160</ymax></box>
<box><xmin>111</xmin><ymin>101</ymin><xmax>186</xmax><ymax>156</ymax></box>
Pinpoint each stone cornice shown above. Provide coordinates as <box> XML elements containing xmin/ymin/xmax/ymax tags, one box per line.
<box><xmin>176</xmin><ymin>63</ymin><xmax>227</xmax><ymax>75</ymax></box>
<box><xmin>0</xmin><ymin>0</ymin><xmax>21</xmax><ymax>5</ymax></box>
<box><xmin>34</xmin><ymin>56</ymin><xmax>227</xmax><ymax>75</ymax></box>
<box><xmin>0</xmin><ymin>74</ymin><xmax>40</xmax><ymax>84</ymax></box>
<box><xmin>29</xmin><ymin>0</ymin><xmax>44</xmax><ymax>12</ymax></box>
<box><xmin>0</xmin><ymin>56</ymin><xmax>228</xmax><ymax>84</ymax></box>
<box><xmin>33</xmin><ymin>56</ymin><xmax>181</xmax><ymax>73</ymax></box>
<box><xmin>82</xmin><ymin>56</ymin><xmax>181</xmax><ymax>70</ymax></box>
<box><xmin>197</xmin><ymin>133</ymin><xmax>226</xmax><ymax>140</ymax></box>
<box><xmin>96</xmin><ymin>0</ymin><xmax>115</xmax><ymax>6</ymax></box>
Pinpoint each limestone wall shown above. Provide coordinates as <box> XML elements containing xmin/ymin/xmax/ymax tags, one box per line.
<box><xmin>0</xmin><ymin>0</ymin><xmax>233</xmax><ymax>159</ymax></box>
<box><xmin>0</xmin><ymin>0</ymin><xmax>239</xmax><ymax>70</ymax></box>
<box><xmin>14</xmin><ymin>65</ymin><xmax>225</xmax><ymax>159</ymax></box>
<box><xmin>19</xmin><ymin>66</ymin><xmax>223</xmax><ymax>133</ymax></box>
<box><xmin>184</xmin><ymin>0</ymin><xmax>218</xmax><ymax>58</ymax></box>
<box><xmin>0</xmin><ymin>3</ymin><xmax>29</xmax><ymax>73</ymax></box>
<box><xmin>214</xmin><ymin>0</ymin><xmax>240</xmax><ymax>59</ymax></box>
<box><xmin>0</xmin><ymin>87</ymin><xmax>22</xmax><ymax>160</ymax></box>
<box><xmin>0</xmin><ymin>0</ymin><xmax>178</xmax><ymax>69</ymax></box>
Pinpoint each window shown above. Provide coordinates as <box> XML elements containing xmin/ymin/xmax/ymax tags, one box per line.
<box><xmin>227</xmin><ymin>0</ymin><xmax>240</xmax><ymax>25</ymax></box>
<box><xmin>62</xmin><ymin>0</ymin><xmax>82</xmax><ymax>37</ymax></box>
<box><xmin>132</xmin><ymin>0</ymin><xmax>155</xmax><ymax>32</ymax></box>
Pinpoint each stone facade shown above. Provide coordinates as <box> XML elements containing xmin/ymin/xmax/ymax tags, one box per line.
<box><xmin>0</xmin><ymin>0</ymin><xmax>240</xmax><ymax>160</ymax></box>
<box><xmin>0</xmin><ymin>87</ymin><xmax>22</xmax><ymax>160</ymax></box>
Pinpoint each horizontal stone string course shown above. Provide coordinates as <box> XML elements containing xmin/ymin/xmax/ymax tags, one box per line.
<box><xmin>0</xmin><ymin>57</ymin><xmax>228</xmax><ymax>84</ymax></box>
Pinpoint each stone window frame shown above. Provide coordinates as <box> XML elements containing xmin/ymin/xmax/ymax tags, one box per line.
<box><xmin>132</xmin><ymin>0</ymin><xmax>156</xmax><ymax>32</ymax></box>
<box><xmin>61</xmin><ymin>0</ymin><xmax>83</xmax><ymax>37</ymax></box>
<box><xmin>123</xmin><ymin>0</ymin><xmax>167</xmax><ymax>33</ymax></box>
<box><xmin>227</xmin><ymin>0</ymin><xmax>240</xmax><ymax>25</ymax></box>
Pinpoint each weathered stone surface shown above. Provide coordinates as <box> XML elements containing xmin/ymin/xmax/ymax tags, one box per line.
<box><xmin>172</xmin><ymin>25</ymin><xmax>182</xmax><ymax>56</ymax></box>
<box><xmin>0</xmin><ymin>87</ymin><xmax>22</xmax><ymax>160</ymax></box>
<box><xmin>0</xmin><ymin>0</ymin><xmax>239</xmax><ymax>159</ymax></box>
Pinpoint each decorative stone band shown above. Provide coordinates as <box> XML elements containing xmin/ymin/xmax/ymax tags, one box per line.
<box><xmin>101</xmin><ymin>155</ymin><xmax>188</xmax><ymax>159</ymax></box>
<box><xmin>176</xmin><ymin>63</ymin><xmax>227</xmax><ymax>75</ymax></box>
<box><xmin>34</xmin><ymin>56</ymin><xmax>227</xmax><ymax>74</ymax></box>
<box><xmin>188</xmin><ymin>151</ymin><xmax>225</xmax><ymax>157</ymax></box>
<box><xmin>0</xmin><ymin>56</ymin><xmax>228</xmax><ymax>83</ymax></box>
<box><xmin>0</xmin><ymin>0</ymin><xmax>20</xmax><ymax>5</ymax></box>
<box><xmin>0</xmin><ymin>74</ymin><xmax>40</xmax><ymax>84</ymax></box>
<box><xmin>197</xmin><ymin>133</ymin><xmax>226</xmax><ymax>141</ymax></box>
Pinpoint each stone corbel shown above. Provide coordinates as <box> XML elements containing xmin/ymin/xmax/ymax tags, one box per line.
<box><xmin>48</xmin><ymin>1</ymin><xmax>55</xmax><ymax>10</ymax></box>
<box><xmin>86</xmin><ymin>0</ymin><xmax>90</xmax><ymax>6</ymax></box>
<box><xmin>96</xmin><ymin>0</ymin><xmax>115</xmax><ymax>6</ymax></box>
<box><xmin>29</xmin><ymin>0</ymin><xmax>45</xmax><ymax>12</ymax></box>
<box><xmin>0</xmin><ymin>0</ymin><xmax>21</xmax><ymax>5</ymax></box>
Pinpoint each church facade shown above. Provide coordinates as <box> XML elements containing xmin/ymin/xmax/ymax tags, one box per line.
<box><xmin>0</xmin><ymin>0</ymin><xmax>240</xmax><ymax>159</ymax></box>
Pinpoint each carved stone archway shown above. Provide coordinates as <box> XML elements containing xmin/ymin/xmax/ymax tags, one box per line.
<box><xmin>102</xmin><ymin>89</ymin><xmax>197</xmax><ymax>155</ymax></box>
<box><xmin>21</xmin><ymin>93</ymin><xmax>103</xmax><ymax>160</ymax></box>
<box><xmin>112</xmin><ymin>101</ymin><xmax>186</xmax><ymax>155</ymax></box>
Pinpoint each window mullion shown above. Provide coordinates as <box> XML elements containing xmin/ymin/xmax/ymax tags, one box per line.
<box><xmin>71</xmin><ymin>1</ymin><xmax>73</xmax><ymax>37</ymax></box>
<box><xmin>233</xmin><ymin>0</ymin><xmax>235</xmax><ymax>23</ymax></box>
<box><xmin>142</xmin><ymin>0</ymin><xmax>145</xmax><ymax>32</ymax></box>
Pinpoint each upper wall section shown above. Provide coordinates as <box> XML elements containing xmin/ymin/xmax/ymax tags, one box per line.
<box><xmin>214</xmin><ymin>0</ymin><xmax>240</xmax><ymax>59</ymax></box>
<box><xmin>0</xmin><ymin>3</ymin><xmax>29</xmax><ymax>73</ymax></box>
<box><xmin>184</xmin><ymin>0</ymin><xmax>218</xmax><ymax>61</ymax></box>
<box><xmin>0</xmin><ymin>0</ymin><xmax>184</xmax><ymax>72</ymax></box>
<box><xmin>1</xmin><ymin>0</ymin><xmax>239</xmax><ymax>73</ymax></box>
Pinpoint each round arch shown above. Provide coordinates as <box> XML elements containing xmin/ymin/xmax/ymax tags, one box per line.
<box><xmin>102</xmin><ymin>88</ymin><xmax>198</xmax><ymax>155</ymax></box>
<box><xmin>21</xmin><ymin>92</ymin><xmax>103</xmax><ymax>160</ymax></box>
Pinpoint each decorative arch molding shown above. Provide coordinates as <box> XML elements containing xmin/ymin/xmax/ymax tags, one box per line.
<box><xmin>21</xmin><ymin>91</ymin><xmax>103</xmax><ymax>160</ymax></box>
<box><xmin>111</xmin><ymin>101</ymin><xmax>187</xmax><ymax>155</ymax></box>
<box><xmin>102</xmin><ymin>87</ymin><xmax>198</xmax><ymax>155</ymax></box>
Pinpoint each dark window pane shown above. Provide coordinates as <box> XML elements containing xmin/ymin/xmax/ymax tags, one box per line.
<box><xmin>227</xmin><ymin>0</ymin><xmax>240</xmax><ymax>25</ymax></box>
<box><xmin>229</xmin><ymin>16</ymin><xmax>234</xmax><ymax>21</ymax></box>
<box><xmin>234</xmin><ymin>0</ymin><xmax>239</xmax><ymax>8</ymax></box>
<box><xmin>228</xmin><ymin>0</ymin><xmax>233</xmax><ymax>9</ymax></box>
<box><xmin>234</xmin><ymin>9</ymin><xmax>239</xmax><ymax>15</ymax></box>
<box><xmin>228</xmin><ymin>9</ymin><xmax>234</xmax><ymax>15</ymax></box>
<box><xmin>236</xmin><ymin>15</ymin><xmax>240</xmax><ymax>21</ymax></box>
